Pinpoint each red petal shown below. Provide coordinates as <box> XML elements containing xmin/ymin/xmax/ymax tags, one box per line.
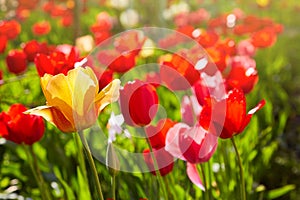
<box><xmin>238</xmin><ymin>99</ymin><xmax>266</xmax><ymax>133</ymax></box>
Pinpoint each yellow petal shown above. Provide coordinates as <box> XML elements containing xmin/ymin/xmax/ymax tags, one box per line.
<box><xmin>25</xmin><ymin>106</ymin><xmax>76</xmax><ymax>133</ymax></box>
<box><xmin>95</xmin><ymin>79</ymin><xmax>121</xmax><ymax>112</ymax></box>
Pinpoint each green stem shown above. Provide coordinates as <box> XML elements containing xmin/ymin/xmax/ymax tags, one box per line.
<box><xmin>207</xmin><ymin>160</ymin><xmax>213</xmax><ymax>200</ymax></box>
<box><xmin>112</xmin><ymin>174</ymin><xmax>116</xmax><ymax>200</ymax></box>
<box><xmin>146</xmin><ymin>137</ymin><xmax>169</xmax><ymax>200</ymax></box>
<box><xmin>199</xmin><ymin>164</ymin><xmax>208</xmax><ymax>200</ymax></box>
<box><xmin>231</xmin><ymin>137</ymin><xmax>246</xmax><ymax>200</ymax></box>
<box><xmin>74</xmin><ymin>133</ymin><xmax>88</xmax><ymax>181</ymax></box>
<box><xmin>23</xmin><ymin>144</ymin><xmax>52</xmax><ymax>200</ymax></box>
<box><xmin>78</xmin><ymin>131</ymin><xmax>104</xmax><ymax>200</ymax></box>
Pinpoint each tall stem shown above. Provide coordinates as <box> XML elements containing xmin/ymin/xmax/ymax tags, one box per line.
<box><xmin>112</xmin><ymin>174</ymin><xmax>116</xmax><ymax>200</ymax></box>
<box><xmin>23</xmin><ymin>144</ymin><xmax>52</xmax><ymax>200</ymax></box>
<box><xmin>231</xmin><ymin>137</ymin><xmax>246</xmax><ymax>200</ymax></box>
<box><xmin>146</xmin><ymin>137</ymin><xmax>169</xmax><ymax>200</ymax></box>
<box><xmin>78</xmin><ymin>131</ymin><xmax>104</xmax><ymax>200</ymax></box>
<box><xmin>199</xmin><ymin>164</ymin><xmax>208</xmax><ymax>200</ymax></box>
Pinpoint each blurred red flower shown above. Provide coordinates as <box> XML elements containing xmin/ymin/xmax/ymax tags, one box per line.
<box><xmin>120</xmin><ymin>80</ymin><xmax>159</xmax><ymax>126</ymax></box>
<box><xmin>97</xmin><ymin>49</ymin><xmax>136</xmax><ymax>73</ymax></box>
<box><xmin>199</xmin><ymin>88</ymin><xmax>265</xmax><ymax>139</ymax></box>
<box><xmin>251</xmin><ymin>28</ymin><xmax>277</xmax><ymax>48</ymax></box>
<box><xmin>160</xmin><ymin>54</ymin><xmax>200</xmax><ymax>90</ymax></box>
<box><xmin>196</xmin><ymin>30</ymin><xmax>219</xmax><ymax>48</ymax></box>
<box><xmin>0</xmin><ymin>104</ymin><xmax>45</xmax><ymax>145</ymax></box>
<box><xmin>0</xmin><ymin>20</ymin><xmax>21</xmax><ymax>40</ymax></box>
<box><xmin>34</xmin><ymin>47</ymin><xmax>78</xmax><ymax>76</ymax></box>
<box><xmin>32</xmin><ymin>21</ymin><xmax>51</xmax><ymax>36</ymax></box>
<box><xmin>22</xmin><ymin>40</ymin><xmax>49</xmax><ymax>62</ymax></box>
<box><xmin>0</xmin><ymin>70</ymin><xmax>3</xmax><ymax>85</ymax></box>
<box><xmin>6</xmin><ymin>50</ymin><xmax>27</xmax><ymax>75</ymax></box>
<box><xmin>226</xmin><ymin>66</ymin><xmax>258</xmax><ymax>94</ymax></box>
<box><xmin>0</xmin><ymin>35</ymin><xmax>7</xmax><ymax>54</ymax></box>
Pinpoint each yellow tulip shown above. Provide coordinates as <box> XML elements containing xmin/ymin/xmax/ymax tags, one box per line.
<box><xmin>26</xmin><ymin>66</ymin><xmax>120</xmax><ymax>133</ymax></box>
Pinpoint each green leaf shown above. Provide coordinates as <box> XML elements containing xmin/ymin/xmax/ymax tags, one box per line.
<box><xmin>265</xmin><ymin>184</ymin><xmax>296</xmax><ymax>199</ymax></box>
<box><xmin>76</xmin><ymin>167</ymin><xmax>92</xmax><ymax>200</ymax></box>
<box><xmin>53</xmin><ymin>166</ymin><xmax>76</xmax><ymax>200</ymax></box>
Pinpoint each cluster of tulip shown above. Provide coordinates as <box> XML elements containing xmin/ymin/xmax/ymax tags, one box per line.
<box><xmin>0</xmin><ymin>0</ymin><xmax>283</xmax><ymax>199</ymax></box>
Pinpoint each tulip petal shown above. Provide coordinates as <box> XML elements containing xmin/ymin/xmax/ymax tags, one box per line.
<box><xmin>239</xmin><ymin>99</ymin><xmax>266</xmax><ymax>133</ymax></box>
<box><xmin>25</xmin><ymin>106</ymin><xmax>75</xmax><ymax>133</ymax></box>
<box><xmin>165</xmin><ymin>123</ymin><xmax>189</xmax><ymax>161</ymax></box>
<box><xmin>186</xmin><ymin>162</ymin><xmax>205</xmax><ymax>191</ymax></box>
<box><xmin>95</xmin><ymin>79</ymin><xmax>121</xmax><ymax>112</ymax></box>
<box><xmin>41</xmin><ymin>73</ymin><xmax>74</xmax><ymax>124</ymax></box>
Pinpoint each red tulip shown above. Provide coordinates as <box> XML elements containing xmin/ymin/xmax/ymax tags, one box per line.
<box><xmin>98</xmin><ymin>69</ymin><xmax>113</xmax><ymax>91</ymax></box>
<box><xmin>0</xmin><ymin>104</ymin><xmax>45</xmax><ymax>145</ymax></box>
<box><xmin>199</xmin><ymin>88</ymin><xmax>265</xmax><ymax>139</ymax></box>
<box><xmin>0</xmin><ymin>35</ymin><xmax>7</xmax><ymax>54</ymax></box>
<box><xmin>120</xmin><ymin>80</ymin><xmax>159</xmax><ymax>126</ymax></box>
<box><xmin>165</xmin><ymin>123</ymin><xmax>218</xmax><ymax>164</ymax></box>
<box><xmin>160</xmin><ymin>53</ymin><xmax>200</xmax><ymax>90</ymax></box>
<box><xmin>0</xmin><ymin>20</ymin><xmax>21</xmax><ymax>40</ymax></box>
<box><xmin>251</xmin><ymin>28</ymin><xmax>277</xmax><ymax>48</ymax></box>
<box><xmin>34</xmin><ymin>47</ymin><xmax>77</xmax><ymax>76</ymax></box>
<box><xmin>6</xmin><ymin>50</ymin><xmax>27</xmax><ymax>75</ymax></box>
<box><xmin>32</xmin><ymin>21</ymin><xmax>51</xmax><ymax>36</ymax></box>
<box><xmin>22</xmin><ymin>40</ymin><xmax>49</xmax><ymax>62</ymax></box>
<box><xmin>143</xmin><ymin>148</ymin><xmax>174</xmax><ymax>176</ymax></box>
<box><xmin>196</xmin><ymin>30</ymin><xmax>219</xmax><ymax>48</ymax></box>
<box><xmin>114</xmin><ymin>31</ymin><xmax>146</xmax><ymax>56</ymax></box>
<box><xmin>226</xmin><ymin>65</ymin><xmax>258</xmax><ymax>94</ymax></box>
<box><xmin>145</xmin><ymin>118</ymin><xmax>176</xmax><ymax>148</ymax></box>
<box><xmin>97</xmin><ymin>49</ymin><xmax>136</xmax><ymax>73</ymax></box>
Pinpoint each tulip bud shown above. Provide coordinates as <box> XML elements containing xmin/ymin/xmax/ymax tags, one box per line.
<box><xmin>6</xmin><ymin>50</ymin><xmax>27</xmax><ymax>75</ymax></box>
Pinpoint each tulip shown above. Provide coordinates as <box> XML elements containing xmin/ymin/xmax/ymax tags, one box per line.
<box><xmin>160</xmin><ymin>53</ymin><xmax>200</xmax><ymax>90</ymax></box>
<box><xmin>165</xmin><ymin>122</ymin><xmax>218</xmax><ymax>190</ymax></box>
<box><xmin>26</xmin><ymin>66</ymin><xmax>120</xmax><ymax>133</ymax></box>
<box><xmin>0</xmin><ymin>35</ymin><xmax>7</xmax><ymax>54</ymax></box>
<box><xmin>32</xmin><ymin>21</ymin><xmax>51</xmax><ymax>36</ymax></box>
<box><xmin>199</xmin><ymin>87</ymin><xmax>265</xmax><ymax>139</ymax></box>
<box><xmin>119</xmin><ymin>80</ymin><xmax>158</xmax><ymax>126</ymax></box>
<box><xmin>143</xmin><ymin>147</ymin><xmax>174</xmax><ymax>176</ymax></box>
<box><xmin>226</xmin><ymin>65</ymin><xmax>258</xmax><ymax>94</ymax></box>
<box><xmin>251</xmin><ymin>28</ymin><xmax>277</xmax><ymax>48</ymax></box>
<box><xmin>34</xmin><ymin>47</ymin><xmax>78</xmax><ymax>77</ymax></box>
<box><xmin>0</xmin><ymin>104</ymin><xmax>44</xmax><ymax>145</ymax></box>
<box><xmin>22</xmin><ymin>40</ymin><xmax>49</xmax><ymax>62</ymax></box>
<box><xmin>165</xmin><ymin>123</ymin><xmax>218</xmax><ymax>164</ymax></box>
<box><xmin>0</xmin><ymin>20</ymin><xmax>21</xmax><ymax>40</ymax></box>
<box><xmin>6</xmin><ymin>49</ymin><xmax>27</xmax><ymax>75</ymax></box>
<box><xmin>145</xmin><ymin>118</ymin><xmax>176</xmax><ymax>148</ymax></box>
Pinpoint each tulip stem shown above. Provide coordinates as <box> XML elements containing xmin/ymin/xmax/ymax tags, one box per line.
<box><xmin>112</xmin><ymin>173</ymin><xmax>116</xmax><ymax>200</ymax></box>
<box><xmin>23</xmin><ymin>144</ymin><xmax>52</xmax><ymax>200</ymax></box>
<box><xmin>199</xmin><ymin>164</ymin><xmax>208</xmax><ymax>200</ymax></box>
<box><xmin>146</xmin><ymin>137</ymin><xmax>169</xmax><ymax>200</ymax></box>
<box><xmin>231</xmin><ymin>137</ymin><xmax>246</xmax><ymax>200</ymax></box>
<box><xmin>74</xmin><ymin>133</ymin><xmax>88</xmax><ymax>181</ymax></box>
<box><xmin>78</xmin><ymin>131</ymin><xmax>104</xmax><ymax>200</ymax></box>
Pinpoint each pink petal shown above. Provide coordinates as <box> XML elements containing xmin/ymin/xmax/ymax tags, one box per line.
<box><xmin>181</xmin><ymin>96</ymin><xmax>195</xmax><ymax>126</ymax></box>
<box><xmin>165</xmin><ymin>123</ymin><xmax>189</xmax><ymax>161</ymax></box>
<box><xmin>187</xmin><ymin>162</ymin><xmax>205</xmax><ymax>191</ymax></box>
